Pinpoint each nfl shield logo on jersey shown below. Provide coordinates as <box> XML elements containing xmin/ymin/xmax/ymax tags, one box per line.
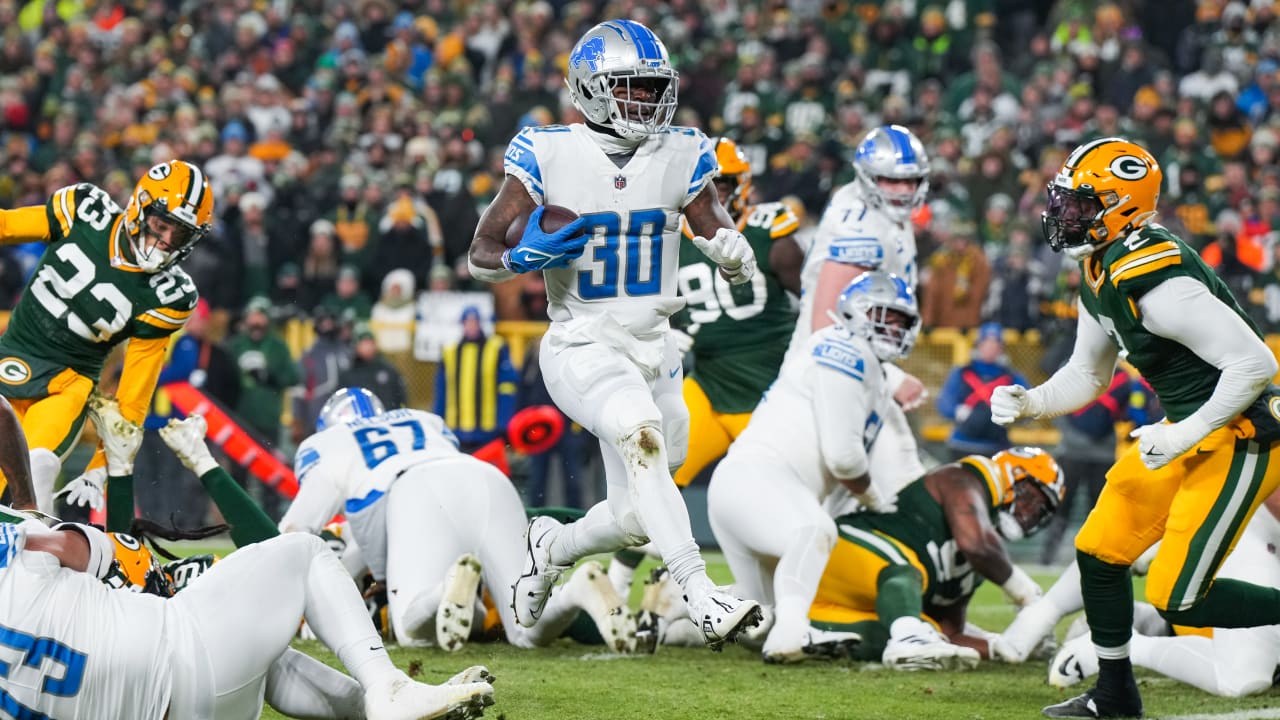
<box><xmin>614</xmin><ymin>174</ymin><xmax>627</xmax><ymax>190</ymax></box>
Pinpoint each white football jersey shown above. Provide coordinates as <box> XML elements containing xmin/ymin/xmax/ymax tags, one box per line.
<box><xmin>788</xmin><ymin>183</ymin><xmax>918</xmax><ymax>358</ymax></box>
<box><xmin>504</xmin><ymin>124</ymin><xmax>717</xmax><ymax>335</ymax></box>
<box><xmin>282</xmin><ymin>409</ymin><xmax>463</xmax><ymax>580</ymax></box>
<box><xmin>730</xmin><ymin>325</ymin><xmax>892</xmax><ymax>499</ymax></box>
<box><xmin>0</xmin><ymin>522</ymin><xmax>172</xmax><ymax>720</ymax></box>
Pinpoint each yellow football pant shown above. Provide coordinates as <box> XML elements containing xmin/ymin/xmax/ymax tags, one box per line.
<box><xmin>809</xmin><ymin>525</ymin><xmax>936</xmax><ymax>629</ymax></box>
<box><xmin>0</xmin><ymin>368</ymin><xmax>92</xmax><ymax>495</ymax></box>
<box><xmin>673</xmin><ymin>377</ymin><xmax>751</xmax><ymax>487</ymax></box>
<box><xmin>1076</xmin><ymin>417</ymin><xmax>1280</xmax><ymax>612</ymax></box>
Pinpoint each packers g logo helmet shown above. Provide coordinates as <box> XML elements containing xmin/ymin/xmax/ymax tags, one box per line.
<box><xmin>712</xmin><ymin>138</ymin><xmax>753</xmax><ymax>223</ymax></box>
<box><xmin>124</xmin><ymin>160</ymin><xmax>214</xmax><ymax>273</ymax></box>
<box><xmin>989</xmin><ymin>447</ymin><xmax>1065</xmax><ymax>541</ymax></box>
<box><xmin>1042</xmin><ymin>137</ymin><xmax>1162</xmax><ymax>260</ymax></box>
<box><xmin>102</xmin><ymin>532</ymin><xmax>176</xmax><ymax>597</ymax></box>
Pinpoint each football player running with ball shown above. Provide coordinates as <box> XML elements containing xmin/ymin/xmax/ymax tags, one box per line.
<box><xmin>468</xmin><ymin>19</ymin><xmax>763</xmax><ymax>649</ymax></box>
<box><xmin>991</xmin><ymin>137</ymin><xmax>1280</xmax><ymax>719</ymax></box>
<box><xmin>0</xmin><ymin>161</ymin><xmax>208</xmax><ymax>515</ymax></box>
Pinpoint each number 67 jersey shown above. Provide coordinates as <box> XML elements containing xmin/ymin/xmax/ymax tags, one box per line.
<box><xmin>504</xmin><ymin>124</ymin><xmax>718</xmax><ymax>335</ymax></box>
<box><xmin>0</xmin><ymin>182</ymin><xmax>198</xmax><ymax>388</ymax></box>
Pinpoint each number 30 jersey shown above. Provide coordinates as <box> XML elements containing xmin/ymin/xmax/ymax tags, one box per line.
<box><xmin>504</xmin><ymin>124</ymin><xmax>717</xmax><ymax>336</ymax></box>
<box><xmin>0</xmin><ymin>183</ymin><xmax>198</xmax><ymax>383</ymax></box>
<box><xmin>282</xmin><ymin>409</ymin><xmax>464</xmax><ymax>579</ymax></box>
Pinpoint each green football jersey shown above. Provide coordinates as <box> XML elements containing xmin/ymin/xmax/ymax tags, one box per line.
<box><xmin>0</xmin><ymin>183</ymin><xmax>199</xmax><ymax>386</ymax></box>
<box><xmin>1079</xmin><ymin>223</ymin><xmax>1274</xmax><ymax>424</ymax></box>
<box><xmin>675</xmin><ymin>202</ymin><xmax>800</xmax><ymax>414</ymax></box>
<box><xmin>835</xmin><ymin>460</ymin><xmax>1001</xmax><ymax>609</ymax></box>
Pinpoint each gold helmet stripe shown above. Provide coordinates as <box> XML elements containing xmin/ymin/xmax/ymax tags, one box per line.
<box><xmin>183</xmin><ymin>162</ymin><xmax>205</xmax><ymax>216</ymax></box>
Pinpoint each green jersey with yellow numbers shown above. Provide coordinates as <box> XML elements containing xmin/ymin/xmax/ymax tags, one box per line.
<box><xmin>675</xmin><ymin>201</ymin><xmax>800</xmax><ymax>414</ymax></box>
<box><xmin>1079</xmin><ymin>223</ymin><xmax>1280</xmax><ymax>428</ymax></box>
<box><xmin>0</xmin><ymin>183</ymin><xmax>199</xmax><ymax>386</ymax></box>
<box><xmin>834</xmin><ymin>457</ymin><xmax>1005</xmax><ymax>609</ymax></box>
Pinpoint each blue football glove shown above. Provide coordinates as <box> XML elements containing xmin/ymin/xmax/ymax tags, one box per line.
<box><xmin>502</xmin><ymin>206</ymin><xmax>589</xmax><ymax>273</ymax></box>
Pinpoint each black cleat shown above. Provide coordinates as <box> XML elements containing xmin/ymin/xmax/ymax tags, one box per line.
<box><xmin>1043</xmin><ymin>688</ymin><xmax>1143</xmax><ymax>719</ymax></box>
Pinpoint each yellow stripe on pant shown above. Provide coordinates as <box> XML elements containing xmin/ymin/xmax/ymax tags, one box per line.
<box><xmin>673</xmin><ymin>377</ymin><xmax>752</xmax><ymax>487</ymax></box>
<box><xmin>1075</xmin><ymin>417</ymin><xmax>1280</xmax><ymax>611</ymax></box>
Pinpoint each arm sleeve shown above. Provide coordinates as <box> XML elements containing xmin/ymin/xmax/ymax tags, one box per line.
<box><xmin>810</xmin><ymin>341</ymin><xmax>873</xmax><ymax>480</ymax></box>
<box><xmin>1138</xmin><ymin>276</ymin><xmax>1278</xmax><ymax>430</ymax></box>
<box><xmin>503</xmin><ymin>129</ymin><xmax>544</xmax><ymax>205</ymax></box>
<box><xmin>117</xmin><ymin>337</ymin><xmax>174</xmax><ymax>425</ymax></box>
<box><xmin>0</xmin><ymin>206</ymin><xmax>52</xmax><ymax>244</ymax></box>
<box><xmin>1025</xmin><ymin>299</ymin><xmax>1120</xmax><ymax>418</ymax></box>
<box><xmin>278</xmin><ymin>445</ymin><xmax>342</xmax><ymax>534</ymax></box>
<box><xmin>683</xmin><ymin>131</ymin><xmax>718</xmax><ymax>208</ymax></box>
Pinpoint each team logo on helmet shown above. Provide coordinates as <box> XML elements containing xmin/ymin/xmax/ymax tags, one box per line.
<box><xmin>570</xmin><ymin>36</ymin><xmax>607</xmax><ymax>71</ymax></box>
<box><xmin>0</xmin><ymin>358</ymin><xmax>31</xmax><ymax>385</ymax></box>
<box><xmin>1109</xmin><ymin>155</ymin><xmax>1149</xmax><ymax>181</ymax></box>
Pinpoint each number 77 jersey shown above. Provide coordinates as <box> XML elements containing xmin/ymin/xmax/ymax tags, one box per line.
<box><xmin>503</xmin><ymin>124</ymin><xmax>718</xmax><ymax>330</ymax></box>
<box><xmin>0</xmin><ymin>183</ymin><xmax>198</xmax><ymax>385</ymax></box>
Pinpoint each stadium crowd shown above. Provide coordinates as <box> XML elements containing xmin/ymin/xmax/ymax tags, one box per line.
<box><xmin>2</xmin><ymin>0</ymin><xmax>1280</xmax><ymax>501</ymax></box>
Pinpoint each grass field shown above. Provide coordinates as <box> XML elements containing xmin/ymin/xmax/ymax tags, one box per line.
<box><xmin>233</xmin><ymin>553</ymin><xmax>1280</xmax><ymax>720</ymax></box>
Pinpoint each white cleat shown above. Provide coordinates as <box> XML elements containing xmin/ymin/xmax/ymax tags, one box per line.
<box><xmin>994</xmin><ymin>596</ymin><xmax>1063</xmax><ymax>663</ymax></box>
<box><xmin>686</xmin><ymin>587</ymin><xmax>764</xmax><ymax>652</ymax></box>
<box><xmin>1048</xmin><ymin>633</ymin><xmax>1098</xmax><ymax>689</ymax></box>
<box><xmin>564</xmin><ymin>560</ymin><xmax>636</xmax><ymax>653</ymax></box>
<box><xmin>437</xmin><ymin>554</ymin><xmax>483</xmax><ymax>652</ymax></box>
<box><xmin>882</xmin><ymin>623</ymin><xmax>980</xmax><ymax>672</ymax></box>
<box><xmin>762</xmin><ymin>626</ymin><xmax>862</xmax><ymax>664</ymax></box>
<box><xmin>445</xmin><ymin>666</ymin><xmax>495</xmax><ymax>687</ymax></box>
<box><xmin>364</xmin><ymin>672</ymin><xmax>494</xmax><ymax>720</ymax></box>
<box><xmin>511</xmin><ymin>516</ymin><xmax>569</xmax><ymax>628</ymax></box>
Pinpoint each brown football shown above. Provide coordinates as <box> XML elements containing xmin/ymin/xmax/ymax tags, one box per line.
<box><xmin>505</xmin><ymin>204</ymin><xmax>582</xmax><ymax>248</ymax></box>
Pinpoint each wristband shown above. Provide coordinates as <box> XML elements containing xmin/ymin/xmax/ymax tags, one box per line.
<box><xmin>1001</xmin><ymin>565</ymin><xmax>1042</xmax><ymax>607</ymax></box>
<box><xmin>53</xmin><ymin>522</ymin><xmax>115</xmax><ymax>579</ymax></box>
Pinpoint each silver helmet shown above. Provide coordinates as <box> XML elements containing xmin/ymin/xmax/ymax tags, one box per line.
<box><xmin>836</xmin><ymin>271</ymin><xmax>921</xmax><ymax>362</ymax></box>
<box><xmin>852</xmin><ymin>125</ymin><xmax>931</xmax><ymax>223</ymax></box>
<box><xmin>566</xmin><ymin>19</ymin><xmax>679</xmax><ymax>140</ymax></box>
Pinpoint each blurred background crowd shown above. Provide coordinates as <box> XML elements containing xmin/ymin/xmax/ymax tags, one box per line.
<box><xmin>2</xmin><ymin>0</ymin><xmax>1279</xmax><ymax>550</ymax></box>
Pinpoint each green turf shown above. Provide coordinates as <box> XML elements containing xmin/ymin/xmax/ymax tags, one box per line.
<box><xmin>250</xmin><ymin>559</ymin><xmax>1280</xmax><ymax>720</ymax></box>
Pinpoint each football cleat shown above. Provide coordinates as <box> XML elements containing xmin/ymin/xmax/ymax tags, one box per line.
<box><xmin>511</xmin><ymin>516</ymin><xmax>569</xmax><ymax>627</ymax></box>
<box><xmin>445</xmin><ymin>666</ymin><xmax>495</xmax><ymax>687</ymax></box>
<box><xmin>563</xmin><ymin>560</ymin><xmax>635</xmax><ymax>653</ymax></box>
<box><xmin>686</xmin><ymin>587</ymin><xmax>764</xmax><ymax>652</ymax></box>
<box><xmin>762</xmin><ymin>626</ymin><xmax>862</xmax><ymax>664</ymax></box>
<box><xmin>437</xmin><ymin>554</ymin><xmax>483</xmax><ymax>652</ymax></box>
<box><xmin>1042</xmin><ymin>687</ymin><xmax>1143</xmax><ymax>719</ymax></box>
<box><xmin>882</xmin><ymin>621</ymin><xmax>980</xmax><ymax>672</ymax></box>
<box><xmin>363</xmin><ymin>671</ymin><xmax>494</xmax><ymax>720</ymax></box>
<box><xmin>87</xmin><ymin>395</ymin><xmax>143</xmax><ymax>474</ymax></box>
<box><xmin>1048</xmin><ymin>634</ymin><xmax>1099</xmax><ymax>689</ymax></box>
<box><xmin>158</xmin><ymin>414</ymin><xmax>217</xmax><ymax>475</ymax></box>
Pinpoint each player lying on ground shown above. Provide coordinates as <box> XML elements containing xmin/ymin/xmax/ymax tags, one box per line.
<box><xmin>995</xmin><ymin>488</ymin><xmax>1280</xmax><ymax>698</ymax></box>
<box><xmin>279</xmin><ymin>387</ymin><xmax>634</xmax><ymax>652</ymax></box>
<box><xmin>707</xmin><ymin>271</ymin><xmax>918</xmax><ymax>663</ymax></box>
<box><xmin>0</xmin><ymin>395</ymin><xmax>494</xmax><ymax>720</ymax></box>
<box><xmin>804</xmin><ymin>447</ymin><xmax>1064</xmax><ymax>671</ymax></box>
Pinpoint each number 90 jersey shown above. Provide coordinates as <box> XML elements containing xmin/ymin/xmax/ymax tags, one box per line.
<box><xmin>284</xmin><ymin>409</ymin><xmax>463</xmax><ymax>579</ymax></box>
<box><xmin>0</xmin><ymin>183</ymin><xmax>198</xmax><ymax>382</ymax></box>
<box><xmin>504</xmin><ymin>124</ymin><xmax>717</xmax><ymax>334</ymax></box>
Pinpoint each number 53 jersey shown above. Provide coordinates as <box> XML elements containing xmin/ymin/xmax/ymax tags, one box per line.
<box><xmin>282</xmin><ymin>409</ymin><xmax>464</xmax><ymax>580</ymax></box>
<box><xmin>0</xmin><ymin>183</ymin><xmax>198</xmax><ymax>390</ymax></box>
<box><xmin>504</xmin><ymin>124</ymin><xmax>717</xmax><ymax>335</ymax></box>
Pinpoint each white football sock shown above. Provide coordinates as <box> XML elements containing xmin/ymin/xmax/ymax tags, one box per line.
<box><xmin>29</xmin><ymin>449</ymin><xmax>60</xmax><ymax>516</ymax></box>
<box><xmin>1044</xmin><ymin>560</ymin><xmax>1084</xmax><ymax>615</ymax></box>
<box><xmin>265</xmin><ymin>648</ymin><xmax>365</xmax><ymax>719</ymax></box>
<box><xmin>550</xmin><ymin>502</ymin><xmax>630</xmax><ymax>566</ymax></box>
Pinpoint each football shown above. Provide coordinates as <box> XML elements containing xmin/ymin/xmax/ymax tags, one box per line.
<box><xmin>505</xmin><ymin>204</ymin><xmax>581</xmax><ymax>247</ymax></box>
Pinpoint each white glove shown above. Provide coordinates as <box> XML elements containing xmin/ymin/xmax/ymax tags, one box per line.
<box><xmin>159</xmin><ymin>415</ymin><xmax>219</xmax><ymax>477</ymax></box>
<box><xmin>54</xmin><ymin>467</ymin><xmax>106</xmax><ymax>511</ymax></box>
<box><xmin>691</xmin><ymin>227</ymin><xmax>756</xmax><ymax>285</ymax></box>
<box><xmin>86</xmin><ymin>395</ymin><xmax>142</xmax><ymax>475</ymax></box>
<box><xmin>1129</xmin><ymin>416</ymin><xmax>1211</xmax><ymax>471</ymax></box>
<box><xmin>990</xmin><ymin>384</ymin><xmax>1043</xmax><ymax>426</ymax></box>
<box><xmin>854</xmin><ymin>484</ymin><xmax>898</xmax><ymax>514</ymax></box>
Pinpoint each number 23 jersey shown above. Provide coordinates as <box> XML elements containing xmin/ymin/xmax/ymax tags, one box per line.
<box><xmin>0</xmin><ymin>183</ymin><xmax>198</xmax><ymax>383</ymax></box>
<box><xmin>504</xmin><ymin>124</ymin><xmax>717</xmax><ymax>334</ymax></box>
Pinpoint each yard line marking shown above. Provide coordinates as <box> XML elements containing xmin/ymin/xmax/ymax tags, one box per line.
<box><xmin>1159</xmin><ymin>708</ymin><xmax>1280</xmax><ymax>720</ymax></box>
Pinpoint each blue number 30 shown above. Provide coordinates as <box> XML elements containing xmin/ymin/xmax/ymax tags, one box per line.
<box><xmin>578</xmin><ymin>209</ymin><xmax>666</xmax><ymax>299</ymax></box>
<box><xmin>0</xmin><ymin>623</ymin><xmax>87</xmax><ymax>717</ymax></box>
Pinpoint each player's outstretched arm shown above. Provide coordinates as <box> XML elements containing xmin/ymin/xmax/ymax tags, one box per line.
<box><xmin>686</xmin><ymin>188</ymin><xmax>756</xmax><ymax>285</ymax></box>
<box><xmin>0</xmin><ymin>206</ymin><xmax>52</xmax><ymax>244</ymax></box>
<box><xmin>0</xmin><ymin>396</ymin><xmax>37</xmax><ymax>511</ymax></box>
<box><xmin>468</xmin><ymin>177</ymin><xmax>538</xmax><ymax>282</ymax></box>
<box><xmin>769</xmin><ymin>235</ymin><xmax>805</xmax><ymax>296</ymax></box>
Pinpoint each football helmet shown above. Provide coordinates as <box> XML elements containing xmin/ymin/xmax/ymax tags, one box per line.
<box><xmin>102</xmin><ymin>532</ymin><xmax>176</xmax><ymax>597</ymax></box>
<box><xmin>835</xmin><ymin>271</ymin><xmax>921</xmax><ymax>362</ymax></box>
<box><xmin>713</xmin><ymin>138</ymin><xmax>752</xmax><ymax>223</ymax></box>
<box><xmin>852</xmin><ymin>125</ymin><xmax>930</xmax><ymax>223</ymax></box>
<box><xmin>124</xmin><ymin>160</ymin><xmax>214</xmax><ymax>272</ymax></box>
<box><xmin>566</xmin><ymin>19</ymin><xmax>678</xmax><ymax>140</ymax></box>
<box><xmin>1043</xmin><ymin>137</ymin><xmax>1162</xmax><ymax>260</ymax></box>
<box><xmin>990</xmin><ymin>447</ymin><xmax>1065</xmax><ymax>541</ymax></box>
<box><xmin>316</xmin><ymin>386</ymin><xmax>386</xmax><ymax>431</ymax></box>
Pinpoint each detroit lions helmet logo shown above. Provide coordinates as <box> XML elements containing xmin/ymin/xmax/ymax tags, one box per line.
<box><xmin>570</xmin><ymin>36</ymin><xmax>606</xmax><ymax>71</ymax></box>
